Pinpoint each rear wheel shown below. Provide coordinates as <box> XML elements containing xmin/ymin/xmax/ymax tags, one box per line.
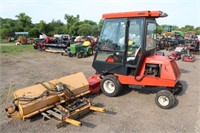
<box><xmin>87</xmin><ymin>48</ymin><xmax>93</xmax><ymax>56</ymax></box>
<box><xmin>155</xmin><ymin>90</ymin><xmax>175</xmax><ymax>109</ymax></box>
<box><xmin>173</xmin><ymin>81</ymin><xmax>183</xmax><ymax>95</ymax></box>
<box><xmin>100</xmin><ymin>75</ymin><xmax>123</xmax><ymax>97</ymax></box>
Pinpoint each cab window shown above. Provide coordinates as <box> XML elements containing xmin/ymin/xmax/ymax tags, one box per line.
<box><xmin>126</xmin><ymin>19</ymin><xmax>143</xmax><ymax>64</ymax></box>
<box><xmin>146</xmin><ymin>23</ymin><xmax>157</xmax><ymax>50</ymax></box>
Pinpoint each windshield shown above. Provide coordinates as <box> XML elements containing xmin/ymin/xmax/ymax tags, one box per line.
<box><xmin>98</xmin><ymin>19</ymin><xmax>126</xmax><ymax>51</ymax></box>
<box><xmin>98</xmin><ymin>18</ymin><xmax>143</xmax><ymax>51</ymax></box>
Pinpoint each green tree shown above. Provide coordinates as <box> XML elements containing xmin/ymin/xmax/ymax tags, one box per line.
<box><xmin>78</xmin><ymin>23</ymin><xmax>92</xmax><ymax>36</ymax></box>
<box><xmin>172</xmin><ymin>25</ymin><xmax>179</xmax><ymax>31</ymax></box>
<box><xmin>156</xmin><ymin>25</ymin><xmax>164</xmax><ymax>34</ymax></box>
<box><xmin>181</xmin><ymin>25</ymin><xmax>194</xmax><ymax>32</ymax></box>
<box><xmin>0</xmin><ymin>18</ymin><xmax>16</xmax><ymax>39</ymax></box>
<box><xmin>48</xmin><ymin>19</ymin><xmax>65</xmax><ymax>34</ymax></box>
<box><xmin>37</xmin><ymin>21</ymin><xmax>53</xmax><ymax>36</ymax></box>
<box><xmin>98</xmin><ymin>19</ymin><xmax>104</xmax><ymax>31</ymax></box>
<box><xmin>15</xmin><ymin>12</ymin><xmax>32</xmax><ymax>28</ymax></box>
<box><xmin>195</xmin><ymin>27</ymin><xmax>200</xmax><ymax>35</ymax></box>
<box><xmin>64</xmin><ymin>14</ymin><xmax>80</xmax><ymax>34</ymax></box>
<box><xmin>29</xmin><ymin>27</ymin><xmax>40</xmax><ymax>38</ymax></box>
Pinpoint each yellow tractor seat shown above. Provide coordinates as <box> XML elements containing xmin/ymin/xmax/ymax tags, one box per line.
<box><xmin>82</xmin><ymin>41</ymin><xmax>91</xmax><ymax>46</ymax></box>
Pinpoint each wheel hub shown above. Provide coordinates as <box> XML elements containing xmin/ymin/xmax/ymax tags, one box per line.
<box><xmin>158</xmin><ymin>96</ymin><xmax>169</xmax><ymax>106</ymax></box>
<box><xmin>103</xmin><ymin>80</ymin><xmax>115</xmax><ymax>94</ymax></box>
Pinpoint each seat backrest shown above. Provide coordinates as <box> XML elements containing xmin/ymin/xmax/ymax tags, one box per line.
<box><xmin>127</xmin><ymin>46</ymin><xmax>141</xmax><ymax>62</ymax></box>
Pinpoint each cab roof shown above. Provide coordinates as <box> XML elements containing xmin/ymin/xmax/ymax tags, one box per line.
<box><xmin>102</xmin><ymin>11</ymin><xmax>167</xmax><ymax>19</ymax></box>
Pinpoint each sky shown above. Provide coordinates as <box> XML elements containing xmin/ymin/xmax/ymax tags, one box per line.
<box><xmin>1</xmin><ymin>0</ymin><xmax>200</xmax><ymax>28</ymax></box>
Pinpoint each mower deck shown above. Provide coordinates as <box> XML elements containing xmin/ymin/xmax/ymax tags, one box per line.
<box><xmin>5</xmin><ymin>72</ymin><xmax>105</xmax><ymax>127</ymax></box>
<box><xmin>182</xmin><ymin>54</ymin><xmax>195</xmax><ymax>62</ymax></box>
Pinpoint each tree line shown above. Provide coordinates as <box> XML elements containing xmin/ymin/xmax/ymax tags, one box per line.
<box><xmin>0</xmin><ymin>12</ymin><xmax>199</xmax><ymax>40</ymax></box>
<box><xmin>0</xmin><ymin>12</ymin><xmax>103</xmax><ymax>40</ymax></box>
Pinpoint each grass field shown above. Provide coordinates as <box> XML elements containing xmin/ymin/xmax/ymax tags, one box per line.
<box><xmin>0</xmin><ymin>45</ymin><xmax>35</xmax><ymax>55</ymax></box>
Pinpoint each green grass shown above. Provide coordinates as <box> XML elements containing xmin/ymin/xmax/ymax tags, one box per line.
<box><xmin>0</xmin><ymin>45</ymin><xmax>35</xmax><ymax>55</ymax></box>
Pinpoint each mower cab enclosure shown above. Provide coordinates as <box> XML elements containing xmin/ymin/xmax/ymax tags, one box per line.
<box><xmin>93</xmin><ymin>11</ymin><xmax>182</xmax><ymax>109</ymax></box>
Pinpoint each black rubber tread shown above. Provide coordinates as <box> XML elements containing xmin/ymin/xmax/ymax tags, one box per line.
<box><xmin>173</xmin><ymin>81</ymin><xmax>183</xmax><ymax>95</ymax></box>
<box><xmin>100</xmin><ymin>75</ymin><xmax>123</xmax><ymax>97</ymax></box>
<box><xmin>155</xmin><ymin>90</ymin><xmax>175</xmax><ymax>109</ymax></box>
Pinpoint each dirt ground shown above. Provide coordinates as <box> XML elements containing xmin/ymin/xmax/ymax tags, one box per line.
<box><xmin>0</xmin><ymin>50</ymin><xmax>200</xmax><ymax>133</ymax></box>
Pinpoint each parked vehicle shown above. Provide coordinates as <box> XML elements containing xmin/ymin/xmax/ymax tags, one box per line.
<box><xmin>63</xmin><ymin>40</ymin><xmax>93</xmax><ymax>58</ymax></box>
<box><xmin>92</xmin><ymin>10</ymin><xmax>182</xmax><ymax>109</ymax></box>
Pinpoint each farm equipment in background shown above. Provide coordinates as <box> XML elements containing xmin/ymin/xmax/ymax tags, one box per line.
<box><xmin>169</xmin><ymin>47</ymin><xmax>186</xmax><ymax>60</ymax></box>
<box><xmin>169</xmin><ymin>51</ymin><xmax>182</xmax><ymax>60</ymax></box>
<box><xmin>33</xmin><ymin>34</ymin><xmax>72</xmax><ymax>53</ymax></box>
<box><xmin>5</xmin><ymin>72</ymin><xmax>105</xmax><ymax>127</ymax></box>
<box><xmin>44</xmin><ymin>37</ymin><xmax>71</xmax><ymax>53</ymax></box>
<box><xmin>161</xmin><ymin>25</ymin><xmax>173</xmax><ymax>38</ymax></box>
<box><xmin>156</xmin><ymin>35</ymin><xmax>166</xmax><ymax>50</ymax></box>
<box><xmin>33</xmin><ymin>38</ymin><xmax>46</xmax><ymax>50</ymax></box>
<box><xmin>15</xmin><ymin>36</ymin><xmax>34</xmax><ymax>45</ymax></box>
<box><xmin>182</xmin><ymin>54</ymin><xmax>195</xmax><ymax>62</ymax></box>
<box><xmin>184</xmin><ymin>31</ymin><xmax>196</xmax><ymax>40</ymax></box>
<box><xmin>92</xmin><ymin>10</ymin><xmax>182</xmax><ymax>109</ymax></box>
<box><xmin>159</xmin><ymin>26</ymin><xmax>185</xmax><ymax>51</ymax></box>
<box><xmin>186</xmin><ymin>39</ymin><xmax>199</xmax><ymax>54</ymax></box>
<box><xmin>168</xmin><ymin>39</ymin><xmax>198</xmax><ymax>62</ymax></box>
<box><xmin>62</xmin><ymin>39</ymin><xmax>94</xmax><ymax>58</ymax></box>
<box><xmin>182</xmin><ymin>46</ymin><xmax>196</xmax><ymax>62</ymax></box>
<box><xmin>164</xmin><ymin>38</ymin><xmax>178</xmax><ymax>51</ymax></box>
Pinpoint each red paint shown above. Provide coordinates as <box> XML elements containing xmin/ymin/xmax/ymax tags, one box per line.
<box><xmin>115</xmin><ymin>55</ymin><xmax>181</xmax><ymax>88</ymax></box>
<box><xmin>87</xmin><ymin>74</ymin><xmax>101</xmax><ymax>94</ymax></box>
<box><xmin>103</xmin><ymin>11</ymin><xmax>164</xmax><ymax>19</ymax></box>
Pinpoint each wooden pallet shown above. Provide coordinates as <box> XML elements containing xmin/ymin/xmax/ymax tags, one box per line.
<box><xmin>45</xmin><ymin>49</ymin><xmax>65</xmax><ymax>53</ymax></box>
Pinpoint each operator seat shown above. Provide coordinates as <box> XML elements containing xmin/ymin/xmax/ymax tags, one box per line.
<box><xmin>126</xmin><ymin>46</ymin><xmax>141</xmax><ymax>65</ymax></box>
<box><xmin>82</xmin><ymin>41</ymin><xmax>91</xmax><ymax>46</ymax></box>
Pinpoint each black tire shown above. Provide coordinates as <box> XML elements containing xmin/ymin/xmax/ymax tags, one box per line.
<box><xmin>76</xmin><ymin>52</ymin><xmax>83</xmax><ymax>58</ymax></box>
<box><xmin>155</xmin><ymin>90</ymin><xmax>175</xmax><ymax>109</ymax></box>
<box><xmin>87</xmin><ymin>48</ymin><xmax>93</xmax><ymax>56</ymax></box>
<box><xmin>100</xmin><ymin>75</ymin><xmax>123</xmax><ymax>97</ymax></box>
<box><xmin>173</xmin><ymin>81</ymin><xmax>183</xmax><ymax>95</ymax></box>
<box><xmin>68</xmin><ymin>52</ymin><xmax>73</xmax><ymax>57</ymax></box>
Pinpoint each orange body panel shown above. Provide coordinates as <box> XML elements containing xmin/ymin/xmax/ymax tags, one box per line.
<box><xmin>103</xmin><ymin>11</ymin><xmax>162</xmax><ymax>19</ymax></box>
<box><xmin>116</xmin><ymin>55</ymin><xmax>181</xmax><ymax>88</ymax></box>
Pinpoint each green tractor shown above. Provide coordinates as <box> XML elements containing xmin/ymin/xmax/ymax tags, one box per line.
<box><xmin>64</xmin><ymin>41</ymin><xmax>93</xmax><ymax>58</ymax></box>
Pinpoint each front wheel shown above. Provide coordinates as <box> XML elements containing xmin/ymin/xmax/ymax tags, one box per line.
<box><xmin>155</xmin><ymin>90</ymin><xmax>175</xmax><ymax>109</ymax></box>
<box><xmin>68</xmin><ymin>52</ymin><xmax>73</xmax><ymax>57</ymax></box>
<box><xmin>100</xmin><ymin>75</ymin><xmax>123</xmax><ymax>97</ymax></box>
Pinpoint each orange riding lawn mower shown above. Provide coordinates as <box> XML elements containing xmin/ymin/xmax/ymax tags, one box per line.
<box><xmin>5</xmin><ymin>11</ymin><xmax>183</xmax><ymax>127</ymax></box>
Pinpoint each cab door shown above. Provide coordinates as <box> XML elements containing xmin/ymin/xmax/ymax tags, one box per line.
<box><xmin>92</xmin><ymin>19</ymin><xmax>128</xmax><ymax>75</ymax></box>
<box><xmin>125</xmin><ymin>18</ymin><xmax>157</xmax><ymax>76</ymax></box>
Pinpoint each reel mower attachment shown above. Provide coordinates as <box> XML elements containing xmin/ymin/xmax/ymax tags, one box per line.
<box><xmin>5</xmin><ymin>72</ymin><xmax>105</xmax><ymax>127</ymax></box>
